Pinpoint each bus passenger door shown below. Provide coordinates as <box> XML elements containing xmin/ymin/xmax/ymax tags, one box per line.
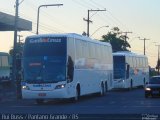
<box><xmin>67</xmin><ymin>56</ymin><xmax>74</xmax><ymax>83</ymax></box>
<box><xmin>126</xmin><ymin>64</ymin><xmax>130</xmax><ymax>79</ymax></box>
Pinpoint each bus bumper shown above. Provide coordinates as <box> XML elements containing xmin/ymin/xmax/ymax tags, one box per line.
<box><xmin>22</xmin><ymin>88</ymin><xmax>70</xmax><ymax>99</ymax></box>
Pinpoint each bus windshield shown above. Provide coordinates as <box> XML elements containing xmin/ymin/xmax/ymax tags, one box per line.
<box><xmin>23</xmin><ymin>37</ymin><xmax>67</xmax><ymax>83</ymax></box>
<box><xmin>113</xmin><ymin>56</ymin><xmax>125</xmax><ymax>79</ymax></box>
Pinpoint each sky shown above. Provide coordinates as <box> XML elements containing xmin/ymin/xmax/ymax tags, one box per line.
<box><xmin>0</xmin><ymin>0</ymin><xmax>160</xmax><ymax>67</ymax></box>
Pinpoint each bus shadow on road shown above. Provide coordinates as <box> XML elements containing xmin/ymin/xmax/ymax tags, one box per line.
<box><xmin>35</xmin><ymin>93</ymin><xmax>104</xmax><ymax>106</ymax></box>
<box><xmin>145</xmin><ymin>96</ymin><xmax>160</xmax><ymax>99</ymax></box>
<box><xmin>111</xmin><ymin>87</ymin><xmax>144</xmax><ymax>92</ymax></box>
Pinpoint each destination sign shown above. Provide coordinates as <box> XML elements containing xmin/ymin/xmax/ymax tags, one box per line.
<box><xmin>29</xmin><ymin>38</ymin><xmax>61</xmax><ymax>43</ymax></box>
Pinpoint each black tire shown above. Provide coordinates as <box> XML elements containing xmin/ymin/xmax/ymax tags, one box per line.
<box><xmin>143</xmin><ymin>78</ymin><xmax>146</xmax><ymax>88</ymax></box>
<box><xmin>130</xmin><ymin>80</ymin><xmax>133</xmax><ymax>90</ymax></box>
<box><xmin>74</xmin><ymin>89</ymin><xmax>79</xmax><ymax>101</ymax></box>
<box><xmin>145</xmin><ymin>94</ymin><xmax>148</xmax><ymax>98</ymax></box>
<box><xmin>36</xmin><ymin>99</ymin><xmax>44</xmax><ymax>104</ymax></box>
<box><xmin>73</xmin><ymin>86</ymin><xmax>80</xmax><ymax>102</ymax></box>
<box><xmin>105</xmin><ymin>82</ymin><xmax>108</xmax><ymax>93</ymax></box>
<box><xmin>100</xmin><ymin>83</ymin><xmax>105</xmax><ymax>96</ymax></box>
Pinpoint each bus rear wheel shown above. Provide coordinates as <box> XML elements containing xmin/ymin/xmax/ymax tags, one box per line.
<box><xmin>105</xmin><ymin>82</ymin><xmax>108</xmax><ymax>93</ymax></box>
<box><xmin>100</xmin><ymin>83</ymin><xmax>105</xmax><ymax>96</ymax></box>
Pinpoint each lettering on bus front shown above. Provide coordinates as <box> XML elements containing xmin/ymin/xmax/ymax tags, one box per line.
<box><xmin>29</xmin><ymin>38</ymin><xmax>61</xmax><ymax>43</ymax></box>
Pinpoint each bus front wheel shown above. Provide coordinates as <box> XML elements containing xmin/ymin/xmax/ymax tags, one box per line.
<box><xmin>73</xmin><ymin>85</ymin><xmax>80</xmax><ymax>101</ymax></box>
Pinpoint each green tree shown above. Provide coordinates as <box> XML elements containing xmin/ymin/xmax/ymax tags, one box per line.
<box><xmin>9</xmin><ymin>42</ymin><xmax>24</xmax><ymax>57</ymax></box>
<box><xmin>9</xmin><ymin>42</ymin><xmax>24</xmax><ymax>73</ymax></box>
<box><xmin>101</xmin><ymin>27</ymin><xmax>131</xmax><ymax>52</ymax></box>
<box><xmin>150</xmin><ymin>66</ymin><xmax>158</xmax><ymax>76</ymax></box>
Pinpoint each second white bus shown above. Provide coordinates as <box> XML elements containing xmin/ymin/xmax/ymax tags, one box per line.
<box><xmin>113</xmin><ymin>51</ymin><xmax>149</xmax><ymax>89</ymax></box>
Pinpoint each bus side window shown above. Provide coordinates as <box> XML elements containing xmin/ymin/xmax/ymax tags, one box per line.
<box><xmin>67</xmin><ymin>56</ymin><xmax>74</xmax><ymax>83</ymax></box>
<box><xmin>126</xmin><ymin>64</ymin><xmax>130</xmax><ymax>79</ymax></box>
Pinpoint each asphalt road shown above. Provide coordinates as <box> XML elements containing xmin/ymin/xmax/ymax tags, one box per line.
<box><xmin>0</xmin><ymin>87</ymin><xmax>160</xmax><ymax>115</ymax></box>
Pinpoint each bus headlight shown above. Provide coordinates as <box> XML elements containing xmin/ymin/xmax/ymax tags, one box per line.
<box><xmin>22</xmin><ymin>85</ymin><xmax>30</xmax><ymax>90</ymax></box>
<box><xmin>145</xmin><ymin>88</ymin><xmax>151</xmax><ymax>91</ymax></box>
<box><xmin>55</xmin><ymin>84</ymin><xmax>65</xmax><ymax>89</ymax></box>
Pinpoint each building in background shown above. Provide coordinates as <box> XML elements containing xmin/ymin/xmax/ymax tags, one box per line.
<box><xmin>0</xmin><ymin>52</ymin><xmax>11</xmax><ymax>83</ymax></box>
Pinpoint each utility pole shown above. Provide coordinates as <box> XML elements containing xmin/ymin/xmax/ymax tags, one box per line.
<box><xmin>121</xmin><ymin>31</ymin><xmax>132</xmax><ymax>43</ymax></box>
<box><xmin>139</xmin><ymin>38</ymin><xmax>150</xmax><ymax>55</ymax></box>
<box><xmin>156</xmin><ymin>45</ymin><xmax>160</xmax><ymax>75</ymax></box>
<box><xmin>83</xmin><ymin>9</ymin><xmax>106</xmax><ymax>37</ymax></box>
<box><xmin>13</xmin><ymin>0</ymin><xmax>19</xmax><ymax>82</ymax></box>
<box><xmin>18</xmin><ymin>35</ymin><xmax>23</xmax><ymax>43</ymax></box>
<box><xmin>13</xmin><ymin>0</ymin><xmax>21</xmax><ymax>99</ymax></box>
<box><xmin>121</xmin><ymin>31</ymin><xmax>132</xmax><ymax>50</ymax></box>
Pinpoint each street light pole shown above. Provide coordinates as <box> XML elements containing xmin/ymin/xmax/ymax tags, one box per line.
<box><xmin>90</xmin><ymin>25</ymin><xmax>109</xmax><ymax>37</ymax></box>
<box><xmin>36</xmin><ymin>4</ymin><xmax>63</xmax><ymax>35</ymax></box>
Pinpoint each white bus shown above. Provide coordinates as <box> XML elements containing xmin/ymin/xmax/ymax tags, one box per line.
<box><xmin>22</xmin><ymin>33</ymin><xmax>113</xmax><ymax>103</ymax></box>
<box><xmin>113</xmin><ymin>51</ymin><xmax>149</xmax><ymax>89</ymax></box>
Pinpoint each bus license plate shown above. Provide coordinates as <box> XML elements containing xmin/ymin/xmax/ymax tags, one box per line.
<box><xmin>38</xmin><ymin>93</ymin><xmax>46</xmax><ymax>97</ymax></box>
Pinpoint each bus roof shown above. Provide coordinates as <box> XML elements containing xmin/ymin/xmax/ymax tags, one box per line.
<box><xmin>113</xmin><ymin>51</ymin><xmax>147</xmax><ymax>58</ymax></box>
<box><xmin>26</xmin><ymin>33</ymin><xmax>111</xmax><ymax>47</ymax></box>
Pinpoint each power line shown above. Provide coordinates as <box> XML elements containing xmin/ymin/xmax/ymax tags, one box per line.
<box><xmin>89</xmin><ymin>0</ymin><xmax>143</xmax><ymax>40</ymax></box>
<box><xmin>72</xmin><ymin>0</ymin><xmax>92</xmax><ymax>9</ymax></box>
<box><xmin>89</xmin><ymin>0</ymin><xmax>129</xmax><ymax>29</ymax></box>
<box><xmin>82</xmin><ymin>0</ymin><xmax>99</xmax><ymax>9</ymax></box>
<box><xmin>19</xmin><ymin>12</ymin><xmax>65</xmax><ymax>33</ymax></box>
<box><xmin>90</xmin><ymin>0</ymin><xmax>106</xmax><ymax>9</ymax></box>
<box><xmin>72</xmin><ymin>0</ymin><xmax>125</xmax><ymax>35</ymax></box>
